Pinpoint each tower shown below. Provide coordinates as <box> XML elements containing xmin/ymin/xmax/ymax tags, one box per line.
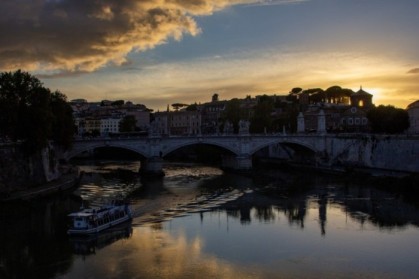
<box><xmin>350</xmin><ymin>86</ymin><xmax>373</xmax><ymax>108</ymax></box>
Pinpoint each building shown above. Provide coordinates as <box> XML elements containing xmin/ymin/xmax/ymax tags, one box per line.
<box><xmin>170</xmin><ymin>110</ymin><xmax>201</xmax><ymax>136</ymax></box>
<box><xmin>200</xmin><ymin>94</ymin><xmax>227</xmax><ymax>134</ymax></box>
<box><xmin>153</xmin><ymin>110</ymin><xmax>201</xmax><ymax>136</ymax></box>
<box><xmin>340</xmin><ymin>106</ymin><xmax>369</xmax><ymax>133</ymax></box>
<box><xmin>100</xmin><ymin>117</ymin><xmax>122</xmax><ymax>135</ymax></box>
<box><xmin>407</xmin><ymin>100</ymin><xmax>419</xmax><ymax>134</ymax></box>
<box><xmin>71</xmin><ymin>99</ymin><xmax>152</xmax><ymax>137</ymax></box>
<box><xmin>153</xmin><ymin>111</ymin><xmax>169</xmax><ymax>135</ymax></box>
<box><xmin>299</xmin><ymin>87</ymin><xmax>374</xmax><ymax>133</ymax></box>
<box><xmin>302</xmin><ymin>105</ymin><xmax>347</xmax><ymax>132</ymax></box>
<box><xmin>350</xmin><ymin>87</ymin><xmax>373</xmax><ymax>108</ymax></box>
<box><xmin>84</xmin><ymin>117</ymin><xmax>101</xmax><ymax>135</ymax></box>
<box><xmin>125</xmin><ymin>109</ymin><xmax>150</xmax><ymax>130</ymax></box>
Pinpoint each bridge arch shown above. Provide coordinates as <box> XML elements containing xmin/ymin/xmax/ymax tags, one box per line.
<box><xmin>162</xmin><ymin>141</ymin><xmax>239</xmax><ymax>157</ymax></box>
<box><xmin>65</xmin><ymin>142</ymin><xmax>149</xmax><ymax>160</ymax></box>
<box><xmin>249</xmin><ymin>139</ymin><xmax>318</xmax><ymax>156</ymax></box>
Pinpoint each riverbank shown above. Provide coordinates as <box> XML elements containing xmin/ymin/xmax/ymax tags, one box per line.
<box><xmin>0</xmin><ymin>170</ymin><xmax>81</xmax><ymax>202</ymax></box>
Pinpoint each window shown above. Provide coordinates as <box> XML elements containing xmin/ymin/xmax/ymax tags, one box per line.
<box><xmin>362</xmin><ymin>118</ymin><xmax>367</xmax><ymax>125</ymax></box>
<box><xmin>348</xmin><ymin>118</ymin><xmax>353</xmax><ymax>125</ymax></box>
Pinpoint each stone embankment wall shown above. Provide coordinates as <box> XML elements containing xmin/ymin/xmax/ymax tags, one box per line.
<box><xmin>325</xmin><ymin>135</ymin><xmax>419</xmax><ymax>174</ymax></box>
<box><xmin>0</xmin><ymin>143</ymin><xmax>60</xmax><ymax>194</ymax></box>
<box><xmin>268</xmin><ymin>135</ymin><xmax>419</xmax><ymax>175</ymax></box>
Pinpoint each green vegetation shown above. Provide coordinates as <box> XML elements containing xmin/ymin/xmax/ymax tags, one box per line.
<box><xmin>367</xmin><ymin>105</ymin><xmax>409</xmax><ymax>134</ymax></box>
<box><xmin>0</xmin><ymin>70</ymin><xmax>75</xmax><ymax>153</ymax></box>
<box><xmin>186</xmin><ymin>103</ymin><xmax>198</xmax><ymax>111</ymax></box>
<box><xmin>171</xmin><ymin>103</ymin><xmax>187</xmax><ymax>111</ymax></box>
<box><xmin>220</xmin><ymin>86</ymin><xmax>409</xmax><ymax>134</ymax></box>
<box><xmin>221</xmin><ymin>98</ymin><xmax>247</xmax><ymax>133</ymax></box>
<box><xmin>111</xmin><ymin>100</ymin><xmax>124</xmax><ymax>106</ymax></box>
<box><xmin>250</xmin><ymin>95</ymin><xmax>274</xmax><ymax>133</ymax></box>
<box><xmin>119</xmin><ymin>115</ymin><xmax>137</xmax><ymax>132</ymax></box>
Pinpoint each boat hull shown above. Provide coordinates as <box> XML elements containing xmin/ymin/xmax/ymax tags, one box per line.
<box><xmin>67</xmin><ymin>202</ymin><xmax>133</xmax><ymax>236</ymax></box>
<box><xmin>68</xmin><ymin>215</ymin><xmax>132</xmax><ymax>235</ymax></box>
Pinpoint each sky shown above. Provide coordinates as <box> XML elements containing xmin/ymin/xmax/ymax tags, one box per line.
<box><xmin>1</xmin><ymin>0</ymin><xmax>418</xmax><ymax>111</ymax></box>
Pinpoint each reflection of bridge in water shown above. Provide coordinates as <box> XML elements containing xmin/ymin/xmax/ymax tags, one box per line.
<box><xmin>64</xmin><ymin>133</ymin><xmax>419</xmax><ymax>176</ymax></box>
<box><xmin>216</xmin><ymin>182</ymin><xmax>419</xmax><ymax>236</ymax></box>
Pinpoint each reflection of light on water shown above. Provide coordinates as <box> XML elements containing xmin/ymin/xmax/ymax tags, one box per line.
<box><xmin>77</xmin><ymin>160</ymin><xmax>141</xmax><ymax>173</ymax></box>
<box><xmin>164</xmin><ymin>164</ymin><xmax>223</xmax><ymax>178</ymax></box>
<box><xmin>63</xmin><ymin>162</ymin><xmax>419</xmax><ymax>279</ymax></box>
<box><xmin>68</xmin><ymin>226</ymin><xmax>262</xmax><ymax>279</ymax></box>
<box><xmin>77</xmin><ymin>180</ymin><xmax>141</xmax><ymax>206</ymax></box>
<box><xmin>75</xmin><ymin>161</ymin><xmax>142</xmax><ymax>206</ymax></box>
<box><xmin>162</xmin><ymin>164</ymin><xmax>224</xmax><ymax>191</ymax></box>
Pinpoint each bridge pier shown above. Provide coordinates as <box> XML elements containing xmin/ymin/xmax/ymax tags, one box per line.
<box><xmin>140</xmin><ymin>156</ymin><xmax>165</xmax><ymax>177</ymax></box>
<box><xmin>221</xmin><ymin>155</ymin><xmax>252</xmax><ymax>171</ymax></box>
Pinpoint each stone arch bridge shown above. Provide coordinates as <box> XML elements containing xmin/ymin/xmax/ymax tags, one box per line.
<box><xmin>63</xmin><ymin>134</ymin><xmax>419</xmax><ymax>176</ymax></box>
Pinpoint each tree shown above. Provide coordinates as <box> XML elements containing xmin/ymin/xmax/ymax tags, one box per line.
<box><xmin>186</xmin><ymin>103</ymin><xmax>198</xmax><ymax>111</ymax></box>
<box><xmin>0</xmin><ymin>70</ymin><xmax>43</xmax><ymax>141</ymax></box>
<box><xmin>307</xmin><ymin>88</ymin><xmax>326</xmax><ymax>104</ymax></box>
<box><xmin>50</xmin><ymin>91</ymin><xmax>75</xmax><ymax>150</ymax></box>
<box><xmin>367</xmin><ymin>105</ymin><xmax>409</xmax><ymax>134</ymax></box>
<box><xmin>250</xmin><ymin>95</ymin><xmax>274</xmax><ymax>133</ymax></box>
<box><xmin>111</xmin><ymin>100</ymin><xmax>124</xmax><ymax>106</ymax></box>
<box><xmin>171</xmin><ymin>103</ymin><xmax>187</xmax><ymax>111</ymax></box>
<box><xmin>325</xmin><ymin>86</ymin><xmax>353</xmax><ymax>104</ymax></box>
<box><xmin>290</xmin><ymin>87</ymin><xmax>303</xmax><ymax>94</ymax></box>
<box><xmin>119</xmin><ymin>115</ymin><xmax>137</xmax><ymax>132</ymax></box>
<box><xmin>0</xmin><ymin>70</ymin><xmax>75</xmax><ymax>153</ymax></box>
<box><xmin>221</xmin><ymin>99</ymin><xmax>245</xmax><ymax>133</ymax></box>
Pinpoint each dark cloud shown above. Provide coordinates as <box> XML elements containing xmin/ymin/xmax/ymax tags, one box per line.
<box><xmin>407</xmin><ymin>68</ymin><xmax>419</xmax><ymax>74</ymax></box>
<box><xmin>0</xmin><ymin>0</ymin><xmax>252</xmax><ymax>73</ymax></box>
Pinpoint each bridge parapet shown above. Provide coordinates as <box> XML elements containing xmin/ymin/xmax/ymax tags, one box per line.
<box><xmin>65</xmin><ymin>134</ymin><xmax>419</xmax><ymax>176</ymax></box>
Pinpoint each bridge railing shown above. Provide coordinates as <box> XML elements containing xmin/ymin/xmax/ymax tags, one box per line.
<box><xmin>72</xmin><ymin>132</ymin><xmax>419</xmax><ymax>142</ymax></box>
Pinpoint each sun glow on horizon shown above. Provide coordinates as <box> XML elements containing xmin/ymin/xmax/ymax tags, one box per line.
<box><xmin>43</xmin><ymin>47</ymin><xmax>418</xmax><ymax>111</ymax></box>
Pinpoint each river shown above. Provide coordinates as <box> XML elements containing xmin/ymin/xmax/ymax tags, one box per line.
<box><xmin>1</xmin><ymin>161</ymin><xmax>419</xmax><ymax>279</ymax></box>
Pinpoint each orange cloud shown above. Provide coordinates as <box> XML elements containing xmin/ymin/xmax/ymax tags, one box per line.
<box><xmin>407</xmin><ymin>68</ymin><xmax>419</xmax><ymax>74</ymax></box>
<box><xmin>0</xmin><ymin>0</ymin><xmax>299</xmax><ymax>73</ymax></box>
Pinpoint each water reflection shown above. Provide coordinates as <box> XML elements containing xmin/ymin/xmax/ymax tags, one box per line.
<box><xmin>0</xmin><ymin>198</ymin><xmax>77</xmax><ymax>279</ymax></box>
<box><xmin>1</xmin><ymin>163</ymin><xmax>419</xmax><ymax>279</ymax></box>
<box><xmin>76</xmin><ymin>162</ymin><xmax>142</xmax><ymax>207</ymax></box>
<box><xmin>58</xmin><ymin>226</ymin><xmax>262</xmax><ymax>279</ymax></box>
<box><xmin>164</xmin><ymin>207</ymin><xmax>419</xmax><ymax>279</ymax></box>
<box><xmin>202</xmin><ymin>173</ymin><xmax>419</xmax><ymax>234</ymax></box>
<box><xmin>70</xmin><ymin>223</ymin><xmax>133</xmax><ymax>256</ymax></box>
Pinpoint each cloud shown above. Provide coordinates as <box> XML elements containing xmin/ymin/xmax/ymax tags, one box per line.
<box><xmin>407</xmin><ymin>68</ymin><xmax>419</xmax><ymax>74</ymax></box>
<box><xmin>52</xmin><ymin>47</ymin><xmax>418</xmax><ymax>110</ymax></box>
<box><xmin>0</xmin><ymin>0</ymin><xmax>304</xmax><ymax>74</ymax></box>
<box><xmin>245</xmin><ymin>0</ymin><xmax>308</xmax><ymax>7</ymax></box>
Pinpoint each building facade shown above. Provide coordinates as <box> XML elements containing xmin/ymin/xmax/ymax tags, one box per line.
<box><xmin>407</xmin><ymin>100</ymin><xmax>419</xmax><ymax>134</ymax></box>
<box><xmin>153</xmin><ymin>110</ymin><xmax>201</xmax><ymax>136</ymax></box>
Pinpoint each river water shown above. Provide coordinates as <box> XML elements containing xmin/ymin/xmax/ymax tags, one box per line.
<box><xmin>1</xmin><ymin>161</ymin><xmax>419</xmax><ymax>279</ymax></box>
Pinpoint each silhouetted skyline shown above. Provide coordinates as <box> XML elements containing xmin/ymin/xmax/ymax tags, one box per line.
<box><xmin>1</xmin><ymin>0</ymin><xmax>418</xmax><ymax>110</ymax></box>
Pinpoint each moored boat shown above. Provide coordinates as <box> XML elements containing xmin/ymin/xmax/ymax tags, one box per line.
<box><xmin>67</xmin><ymin>200</ymin><xmax>132</xmax><ymax>235</ymax></box>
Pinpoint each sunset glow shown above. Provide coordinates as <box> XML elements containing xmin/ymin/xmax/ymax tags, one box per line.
<box><xmin>0</xmin><ymin>0</ymin><xmax>418</xmax><ymax>110</ymax></box>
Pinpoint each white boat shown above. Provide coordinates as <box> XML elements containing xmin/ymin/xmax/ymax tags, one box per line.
<box><xmin>67</xmin><ymin>200</ymin><xmax>132</xmax><ymax>235</ymax></box>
